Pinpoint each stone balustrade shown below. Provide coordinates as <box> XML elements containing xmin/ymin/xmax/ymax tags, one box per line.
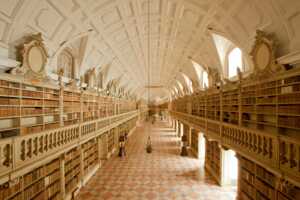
<box><xmin>0</xmin><ymin>110</ymin><xmax>138</xmax><ymax>178</ymax></box>
<box><xmin>170</xmin><ymin>110</ymin><xmax>300</xmax><ymax>187</ymax></box>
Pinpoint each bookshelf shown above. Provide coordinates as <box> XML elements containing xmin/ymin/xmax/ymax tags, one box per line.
<box><xmin>191</xmin><ymin>129</ymin><xmax>198</xmax><ymax>155</ymax></box>
<box><xmin>63</xmin><ymin>90</ymin><xmax>81</xmax><ymax>126</ymax></box>
<box><xmin>222</xmin><ymin>88</ymin><xmax>239</xmax><ymax>125</ymax></box>
<box><xmin>238</xmin><ymin>156</ymin><xmax>277</xmax><ymax>200</ymax></box>
<box><xmin>0</xmin><ymin>75</ymin><xmax>137</xmax><ymax>139</ymax></box>
<box><xmin>0</xmin><ymin>79</ymin><xmax>62</xmax><ymax>137</ymax></box>
<box><xmin>0</xmin><ymin>114</ymin><xmax>139</xmax><ymax>200</ymax></box>
<box><xmin>205</xmin><ymin>140</ymin><xmax>221</xmax><ymax>183</ymax></box>
<box><xmin>107</xmin><ymin>129</ymin><xmax>115</xmax><ymax>154</ymax></box>
<box><xmin>0</xmin><ymin>158</ymin><xmax>61</xmax><ymax>200</ymax></box>
<box><xmin>64</xmin><ymin>147</ymin><xmax>81</xmax><ymax>197</ymax></box>
<box><xmin>0</xmin><ymin>78</ymin><xmax>20</xmax><ymax>138</ymax></box>
<box><xmin>206</xmin><ymin>93</ymin><xmax>220</xmax><ymax>121</ymax></box>
<box><xmin>82</xmin><ymin>139</ymin><xmax>99</xmax><ymax>176</ymax></box>
<box><xmin>82</xmin><ymin>93</ymin><xmax>98</xmax><ymax>122</ymax></box>
<box><xmin>172</xmin><ymin>71</ymin><xmax>300</xmax><ymax>139</ymax></box>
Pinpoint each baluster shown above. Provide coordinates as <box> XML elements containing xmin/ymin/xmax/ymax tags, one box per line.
<box><xmin>58</xmin><ymin>131</ymin><xmax>61</xmax><ymax>146</ymax></box>
<box><xmin>39</xmin><ymin>136</ymin><xmax>43</xmax><ymax>153</ymax></box>
<box><xmin>33</xmin><ymin>138</ymin><xmax>38</xmax><ymax>156</ymax></box>
<box><xmin>71</xmin><ymin>129</ymin><xmax>73</xmax><ymax>141</ymax></box>
<box><xmin>253</xmin><ymin>135</ymin><xmax>257</xmax><ymax>152</ymax></box>
<box><xmin>239</xmin><ymin>130</ymin><xmax>242</xmax><ymax>145</ymax></box>
<box><xmin>249</xmin><ymin>134</ymin><xmax>253</xmax><ymax>150</ymax></box>
<box><xmin>3</xmin><ymin>144</ymin><xmax>11</xmax><ymax>167</ymax></box>
<box><xmin>27</xmin><ymin>139</ymin><xmax>32</xmax><ymax>158</ymax></box>
<box><xmin>258</xmin><ymin>136</ymin><xmax>262</xmax><ymax>154</ymax></box>
<box><xmin>64</xmin><ymin>131</ymin><xmax>67</xmax><ymax>144</ymax></box>
<box><xmin>269</xmin><ymin>138</ymin><xmax>273</xmax><ymax>159</ymax></box>
<box><xmin>280</xmin><ymin>141</ymin><xmax>288</xmax><ymax>164</ymax></box>
<box><xmin>21</xmin><ymin>140</ymin><xmax>26</xmax><ymax>161</ymax></box>
<box><xmin>289</xmin><ymin>144</ymin><xmax>297</xmax><ymax>168</ymax></box>
<box><xmin>53</xmin><ymin>132</ymin><xmax>57</xmax><ymax>147</ymax></box>
<box><xmin>263</xmin><ymin>137</ymin><xmax>268</xmax><ymax>156</ymax></box>
<box><xmin>49</xmin><ymin>134</ymin><xmax>52</xmax><ymax>149</ymax></box>
<box><xmin>245</xmin><ymin>132</ymin><xmax>249</xmax><ymax>148</ymax></box>
<box><xmin>66</xmin><ymin>130</ymin><xmax>69</xmax><ymax>142</ymax></box>
<box><xmin>76</xmin><ymin>128</ymin><xmax>79</xmax><ymax>138</ymax></box>
<box><xmin>44</xmin><ymin>135</ymin><xmax>48</xmax><ymax>152</ymax></box>
<box><xmin>240</xmin><ymin>131</ymin><xmax>244</xmax><ymax>146</ymax></box>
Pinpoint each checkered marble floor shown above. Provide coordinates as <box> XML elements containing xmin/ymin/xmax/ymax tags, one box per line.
<box><xmin>77</xmin><ymin>120</ymin><xmax>237</xmax><ymax>200</ymax></box>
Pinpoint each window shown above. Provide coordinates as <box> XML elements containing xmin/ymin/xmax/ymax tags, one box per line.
<box><xmin>174</xmin><ymin>86</ymin><xmax>179</xmax><ymax>94</ymax></box>
<box><xmin>176</xmin><ymin>81</ymin><xmax>184</xmax><ymax>92</ymax></box>
<box><xmin>202</xmin><ymin>71</ymin><xmax>208</xmax><ymax>88</ymax></box>
<box><xmin>191</xmin><ymin>60</ymin><xmax>209</xmax><ymax>89</ymax></box>
<box><xmin>57</xmin><ymin>50</ymin><xmax>74</xmax><ymax>79</ymax></box>
<box><xmin>181</xmin><ymin>73</ymin><xmax>193</xmax><ymax>94</ymax></box>
<box><xmin>228</xmin><ymin>48</ymin><xmax>242</xmax><ymax>78</ymax></box>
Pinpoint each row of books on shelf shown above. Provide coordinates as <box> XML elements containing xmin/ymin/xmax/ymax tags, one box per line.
<box><xmin>23</xmin><ymin>179</ymin><xmax>44</xmax><ymax>200</ymax></box>
<box><xmin>239</xmin><ymin>156</ymin><xmax>277</xmax><ymax>200</ymax></box>
<box><xmin>65</xmin><ymin>157</ymin><xmax>80</xmax><ymax>174</ymax></box>
<box><xmin>0</xmin><ymin>88</ymin><xmax>19</xmax><ymax>96</ymax></box>
<box><xmin>0</xmin><ymin>178</ymin><xmax>22</xmax><ymax>200</ymax></box>
<box><xmin>43</xmin><ymin>182</ymin><xmax>61</xmax><ymax>200</ymax></box>
<box><xmin>65</xmin><ymin>175</ymin><xmax>79</xmax><ymax>195</ymax></box>
<box><xmin>0</xmin><ymin>97</ymin><xmax>59</xmax><ymax>107</ymax></box>
<box><xmin>278</xmin><ymin>116</ymin><xmax>300</xmax><ymax>129</ymax></box>
<box><xmin>65</xmin><ymin>166</ymin><xmax>80</xmax><ymax>185</ymax></box>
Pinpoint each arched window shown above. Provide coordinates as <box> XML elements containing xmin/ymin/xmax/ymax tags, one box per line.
<box><xmin>191</xmin><ymin>60</ymin><xmax>209</xmax><ymax>89</ymax></box>
<box><xmin>228</xmin><ymin>48</ymin><xmax>242</xmax><ymax>78</ymax></box>
<box><xmin>57</xmin><ymin>50</ymin><xmax>74</xmax><ymax>79</ymax></box>
<box><xmin>181</xmin><ymin>73</ymin><xmax>193</xmax><ymax>94</ymax></box>
<box><xmin>202</xmin><ymin>71</ymin><xmax>208</xmax><ymax>88</ymax></box>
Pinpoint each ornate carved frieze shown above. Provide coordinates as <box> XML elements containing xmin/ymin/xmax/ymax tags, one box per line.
<box><xmin>249</xmin><ymin>30</ymin><xmax>285</xmax><ymax>79</ymax></box>
<box><xmin>11</xmin><ymin>33</ymin><xmax>49</xmax><ymax>82</ymax></box>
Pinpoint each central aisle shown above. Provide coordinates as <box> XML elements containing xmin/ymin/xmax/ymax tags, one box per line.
<box><xmin>77</xmin><ymin>120</ymin><xmax>236</xmax><ymax>200</ymax></box>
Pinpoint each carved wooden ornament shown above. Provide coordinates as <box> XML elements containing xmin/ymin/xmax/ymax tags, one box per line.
<box><xmin>12</xmin><ymin>33</ymin><xmax>48</xmax><ymax>79</ymax></box>
<box><xmin>250</xmin><ymin>30</ymin><xmax>283</xmax><ymax>75</ymax></box>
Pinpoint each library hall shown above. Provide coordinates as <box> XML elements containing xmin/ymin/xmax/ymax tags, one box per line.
<box><xmin>0</xmin><ymin>0</ymin><xmax>300</xmax><ymax>200</ymax></box>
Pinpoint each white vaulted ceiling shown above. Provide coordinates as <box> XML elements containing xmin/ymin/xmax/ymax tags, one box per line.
<box><xmin>0</xmin><ymin>0</ymin><xmax>300</xmax><ymax>101</ymax></box>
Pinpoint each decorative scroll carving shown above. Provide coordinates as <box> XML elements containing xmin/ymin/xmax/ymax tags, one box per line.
<box><xmin>250</xmin><ymin>30</ymin><xmax>284</xmax><ymax>78</ymax></box>
<box><xmin>85</xmin><ymin>68</ymin><xmax>97</xmax><ymax>90</ymax></box>
<box><xmin>11</xmin><ymin>33</ymin><xmax>49</xmax><ymax>80</ymax></box>
<box><xmin>207</xmin><ymin>67</ymin><xmax>221</xmax><ymax>89</ymax></box>
<box><xmin>58</xmin><ymin>49</ymin><xmax>74</xmax><ymax>79</ymax></box>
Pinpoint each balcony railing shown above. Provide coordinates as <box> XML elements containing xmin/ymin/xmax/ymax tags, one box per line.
<box><xmin>0</xmin><ymin>110</ymin><xmax>138</xmax><ymax>177</ymax></box>
<box><xmin>170</xmin><ymin>110</ymin><xmax>300</xmax><ymax>187</ymax></box>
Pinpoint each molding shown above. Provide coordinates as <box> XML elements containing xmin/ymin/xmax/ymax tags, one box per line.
<box><xmin>277</xmin><ymin>50</ymin><xmax>300</xmax><ymax>65</ymax></box>
<box><xmin>0</xmin><ymin>56</ymin><xmax>20</xmax><ymax>70</ymax></box>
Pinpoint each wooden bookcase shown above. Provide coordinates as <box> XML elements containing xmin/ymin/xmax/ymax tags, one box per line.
<box><xmin>206</xmin><ymin>93</ymin><xmax>220</xmax><ymax>121</ymax></box>
<box><xmin>205</xmin><ymin>140</ymin><xmax>221</xmax><ymax>183</ymax></box>
<box><xmin>173</xmin><ymin>71</ymin><xmax>300</xmax><ymax>138</ymax></box>
<box><xmin>238</xmin><ymin>155</ymin><xmax>300</xmax><ymax>200</ymax></box>
<box><xmin>0</xmin><ymin>97</ymin><xmax>138</xmax><ymax>200</ymax></box>
<box><xmin>191</xmin><ymin>129</ymin><xmax>198</xmax><ymax>155</ymax></box>
<box><xmin>0</xmin><ymin>76</ymin><xmax>137</xmax><ymax>138</ymax></box>
<box><xmin>0</xmin><ymin>79</ymin><xmax>62</xmax><ymax>137</ymax></box>
<box><xmin>0</xmin><ymin>158</ymin><xmax>61</xmax><ymax>200</ymax></box>
<box><xmin>82</xmin><ymin>93</ymin><xmax>97</xmax><ymax>122</ymax></box>
<box><xmin>63</xmin><ymin>90</ymin><xmax>81</xmax><ymax>126</ymax></box>
<box><xmin>64</xmin><ymin>147</ymin><xmax>81</xmax><ymax>197</ymax></box>
<box><xmin>82</xmin><ymin>139</ymin><xmax>98</xmax><ymax>176</ymax></box>
<box><xmin>107</xmin><ymin>129</ymin><xmax>115</xmax><ymax>154</ymax></box>
<box><xmin>222</xmin><ymin>88</ymin><xmax>239</xmax><ymax>125</ymax></box>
